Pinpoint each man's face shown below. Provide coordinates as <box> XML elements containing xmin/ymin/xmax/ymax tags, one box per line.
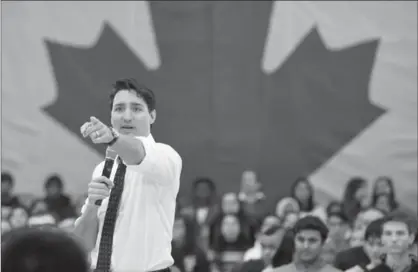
<box><xmin>364</xmin><ymin>237</ymin><xmax>384</xmax><ymax>264</ymax></box>
<box><xmin>382</xmin><ymin>221</ymin><xmax>414</xmax><ymax>254</ymax></box>
<box><xmin>260</xmin><ymin>230</ymin><xmax>284</xmax><ymax>265</ymax></box>
<box><xmin>294</xmin><ymin>230</ymin><xmax>324</xmax><ymax>263</ymax></box>
<box><xmin>111</xmin><ymin>90</ymin><xmax>156</xmax><ymax>137</ymax></box>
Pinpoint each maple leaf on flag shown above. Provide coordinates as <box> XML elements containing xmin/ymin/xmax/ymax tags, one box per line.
<box><xmin>43</xmin><ymin>2</ymin><xmax>384</xmax><ymax>201</ymax></box>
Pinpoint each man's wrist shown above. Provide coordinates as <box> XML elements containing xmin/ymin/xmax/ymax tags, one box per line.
<box><xmin>107</xmin><ymin>127</ymin><xmax>119</xmax><ymax>146</ymax></box>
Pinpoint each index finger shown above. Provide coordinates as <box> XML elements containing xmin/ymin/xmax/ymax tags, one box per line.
<box><xmin>92</xmin><ymin>176</ymin><xmax>114</xmax><ymax>188</ymax></box>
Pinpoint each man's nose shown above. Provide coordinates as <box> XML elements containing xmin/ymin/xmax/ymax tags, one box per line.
<box><xmin>122</xmin><ymin>110</ymin><xmax>133</xmax><ymax>121</ymax></box>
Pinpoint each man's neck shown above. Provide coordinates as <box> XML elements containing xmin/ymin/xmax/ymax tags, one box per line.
<box><xmin>386</xmin><ymin>252</ymin><xmax>412</xmax><ymax>271</ymax></box>
<box><xmin>294</xmin><ymin>257</ymin><xmax>325</xmax><ymax>271</ymax></box>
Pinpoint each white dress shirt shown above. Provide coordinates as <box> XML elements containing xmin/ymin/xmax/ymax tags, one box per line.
<box><xmin>77</xmin><ymin>134</ymin><xmax>182</xmax><ymax>272</ymax></box>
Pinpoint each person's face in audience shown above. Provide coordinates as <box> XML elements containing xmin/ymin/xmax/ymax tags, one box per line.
<box><xmin>355</xmin><ymin>184</ymin><xmax>369</xmax><ymax>207</ymax></box>
<box><xmin>294</xmin><ymin>181</ymin><xmax>311</xmax><ymax>202</ymax></box>
<box><xmin>45</xmin><ymin>183</ymin><xmax>62</xmax><ymax>198</ymax></box>
<box><xmin>283</xmin><ymin>212</ymin><xmax>299</xmax><ymax>229</ymax></box>
<box><xmin>172</xmin><ymin>218</ymin><xmax>186</xmax><ymax>244</ymax></box>
<box><xmin>195</xmin><ymin>182</ymin><xmax>212</xmax><ymax>201</ymax></box>
<box><xmin>364</xmin><ymin>237</ymin><xmax>384</xmax><ymax>264</ymax></box>
<box><xmin>1</xmin><ymin>180</ymin><xmax>13</xmax><ymax>195</ymax></box>
<box><xmin>382</xmin><ymin>221</ymin><xmax>414</xmax><ymax>255</ymax></box>
<box><xmin>221</xmin><ymin>193</ymin><xmax>240</xmax><ymax>214</ymax></box>
<box><xmin>221</xmin><ymin>215</ymin><xmax>240</xmax><ymax>242</ymax></box>
<box><xmin>240</xmin><ymin>171</ymin><xmax>259</xmax><ymax>195</ymax></box>
<box><xmin>374</xmin><ymin>194</ymin><xmax>391</xmax><ymax>213</ymax></box>
<box><xmin>9</xmin><ymin>207</ymin><xmax>28</xmax><ymax>228</ymax></box>
<box><xmin>260</xmin><ymin>230</ymin><xmax>284</xmax><ymax>266</ymax></box>
<box><xmin>375</xmin><ymin>178</ymin><xmax>392</xmax><ymax>195</ymax></box>
<box><xmin>294</xmin><ymin>229</ymin><xmax>324</xmax><ymax>263</ymax></box>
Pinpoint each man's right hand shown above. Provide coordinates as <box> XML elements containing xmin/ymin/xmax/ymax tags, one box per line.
<box><xmin>87</xmin><ymin>176</ymin><xmax>114</xmax><ymax>205</ymax></box>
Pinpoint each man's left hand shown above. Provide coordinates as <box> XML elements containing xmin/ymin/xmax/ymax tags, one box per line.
<box><xmin>80</xmin><ymin>116</ymin><xmax>113</xmax><ymax>144</ymax></box>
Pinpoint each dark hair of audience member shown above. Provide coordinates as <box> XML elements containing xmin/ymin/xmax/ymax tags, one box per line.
<box><xmin>1</xmin><ymin>172</ymin><xmax>14</xmax><ymax>185</ymax></box>
<box><xmin>1</xmin><ymin>227</ymin><xmax>89</xmax><ymax>272</ymax></box>
<box><xmin>328</xmin><ymin>210</ymin><xmax>349</xmax><ymax>224</ymax></box>
<box><xmin>326</xmin><ymin>201</ymin><xmax>343</xmax><ymax>216</ymax></box>
<box><xmin>342</xmin><ymin>177</ymin><xmax>367</xmax><ymax>223</ymax></box>
<box><xmin>364</xmin><ymin>218</ymin><xmax>385</xmax><ymax>241</ymax></box>
<box><xmin>371</xmin><ymin>176</ymin><xmax>399</xmax><ymax>211</ymax></box>
<box><xmin>44</xmin><ymin>174</ymin><xmax>64</xmax><ymax>190</ymax></box>
<box><xmin>290</xmin><ymin>177</ymin><xmax>315</xmax><ymax>212</ymax></box>
<box><xmin>271</xmin><ymin>228</ymin><xmax>295</xmax><ymax>268</ymax></box>
<box><xmin>293</xmin><ymin>215</ymin><xmax>329</xmax><ymax>242</ymax></box>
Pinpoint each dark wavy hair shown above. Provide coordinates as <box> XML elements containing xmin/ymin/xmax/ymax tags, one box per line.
<box><xmin>290</xmin><ymin>177</ymin><xmax>315</xmax><ymax>212</ymax></box>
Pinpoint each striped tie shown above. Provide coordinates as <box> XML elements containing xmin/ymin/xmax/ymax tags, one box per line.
<box><xmin>95</xmin><ymin>158</ymin><xmax>126</xmax><ymax>272</ymax></box>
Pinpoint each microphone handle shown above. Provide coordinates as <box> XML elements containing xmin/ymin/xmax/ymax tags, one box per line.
<box><xmin>95</xmin><ymin>158</ymin><xmax>115</xmax><ymax>206</ymax></box>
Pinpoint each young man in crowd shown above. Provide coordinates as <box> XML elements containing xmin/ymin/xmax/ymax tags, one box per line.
<box><xmin>271</xmin><ymin>216</ymin><xmax>342</xmax><ymax>272</ymax></box>
<box><xmin>369</xmin><ymin>214</ymin><xmax>417</xmax><ymax>272</ymax></box>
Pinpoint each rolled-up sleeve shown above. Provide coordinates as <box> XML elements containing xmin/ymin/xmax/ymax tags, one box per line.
<box><xmin>127</xmin><ymin>136</ymin><xmax>182</xmax><ymax>188</ymax></box>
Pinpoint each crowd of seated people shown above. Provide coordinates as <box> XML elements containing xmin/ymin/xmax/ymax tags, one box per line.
<box><xmin>1</xmin><ymin>170</ymin><xmax>417</xmax><ymax>272</ymax></box>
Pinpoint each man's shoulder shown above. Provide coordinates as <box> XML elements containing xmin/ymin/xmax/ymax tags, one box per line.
<box><xmin>336</xmin><ymin>246</ymin><xmax>364</xmax><ymax>257</ymax></box>
<box><xmin>155</xmin><ymin>142</ymin><xmax>182</xmax><ymax>163</ymax></box>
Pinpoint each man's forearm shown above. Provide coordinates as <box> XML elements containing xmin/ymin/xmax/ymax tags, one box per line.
<box><xmin>73</xmin><ymin>205</ymin><xmax>100</xmax><ymax>252</ymax></box>
<box><xmin>111</xmin><ymin>134</ymin><xmax>145</xmax><ymax>165</ymax></box>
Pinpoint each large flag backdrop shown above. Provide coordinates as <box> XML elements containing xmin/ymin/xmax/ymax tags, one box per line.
<box><xmin>1</xmin><ymin>1</ymin><xmax>417</xmax><ymax>212</ymax></box>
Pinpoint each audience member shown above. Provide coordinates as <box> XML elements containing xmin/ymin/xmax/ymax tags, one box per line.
<box><xmin>282</xmin><ymin>211</ymin><xmax>299</xmax><ymax>230</ymax></box>
<box><xmin>290</xmin><ymin>177</ymin><xmax>327</xmax><ymax>221</ymax></box>
<box><xmin>43</xmin><ymin>174</ymin><xmax>76</xmax><ymax>221</ymax></box>
<box><xmin>326</xmin><ymin>201</ymin><xmax>343</xmax><ymax>216</ymax></box>
<box><xmin>275</xmin><ymin>197</ymin><xmax>299</xmax><ymax>220</ymax></box>
<box><xmin>369</xmin><ymin>214</ymin><xmax>417</xmax><ymax>272</ymax></box>
<box><xmin>270</xmin><ymin>216</ymin><xmax>341</xmax><ymax>272</ymax></box>
<box><xmin>8</xmin><ymin>206</ymin><xmax>29</xmax><ymax>229</ymax></box>
<box><xmin>371</xmin><ymin>177</ymin><xmax>399</xmax><ymax>213</ymax></box>
<box><xmin>211</xmin><ymin>214</ymin><xmax>255</xmax><ymax>272</ymax></box>
<box><xmin>270</xmin><ymin>228</ymin><xmax>295</xmax><ymax>269</ymax></box>
<box><xmin>1</xmin><ymin>172</ymin><xmax>21</xmax><ymax>208</ymax></box>
<box><xmin>28</xmin><ymin>199</ymin><xmax>57</xmax><ymax>227</ymax></box>
<box><xmin>238</xmin><ymin>170</ymin><xmax>267</xmax><ymax>226</ymax></box>
<box><xmin>243</xmin><ymin>215</ymin><xmax>281</xmax><ymax>261</ymax></box>
<box><xmin>181</xmin><ymin>177</ymin><xmax>219</xmax><ymax>251</ymax></box>
<box><xmin>1</xmin><ymin>227</ymin><xmax>89</xmax><ymax>272</ymax></box>
<box><xmin>172</xmin><ymin>214</ymin><xmax>210</xmax><ymax>272</ymax></box>
<box><xmin>234</xmin><ymin>224</ymin><xmax>285</xmax><ymax>272</ymax></box>
<box><xmin>342</xmin><ymin>177</ymin><xmax>369</xmax><ymax>224</ymax></box>
<box><xmin>334</xmin><ymin>218</ymin><xmax>384</xmax><ymax>270</ymax></box>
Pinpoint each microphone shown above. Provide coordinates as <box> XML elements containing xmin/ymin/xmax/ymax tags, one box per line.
<box><xmin>95</xmin><ymin>147</ymin><xmax>118</xmax><ymax>206</ymax></box>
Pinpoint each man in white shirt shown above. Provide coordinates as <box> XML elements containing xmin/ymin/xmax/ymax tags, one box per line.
<box><xmin>74</xmin><ymin>78</ymin><xmax>182</xmax><ymax>272</ymax></box>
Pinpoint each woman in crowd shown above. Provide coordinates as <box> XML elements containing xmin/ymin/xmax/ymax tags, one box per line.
<box><xmin>342</xmin><ymin>177</ymin><xmax>369</xmax><ymax>224</ymax></box>
<box><xmin>290</xmin><ymin>177</ymin><xmax>327</xmax><ymax>221</ymax></box>
<box><xmin>211</xmin><ymin>214</ymin><xmax>255</xmax><ymax>272</ymax></box>
<box><xmin>171</xmin><ymin>214</ymin><xmax>210</xmax><ymax>272</ymax></box>
<box><xmin>371</xmin><ymin>176</ymin><xmax>399</xmax><ymax>214</ymax></box>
